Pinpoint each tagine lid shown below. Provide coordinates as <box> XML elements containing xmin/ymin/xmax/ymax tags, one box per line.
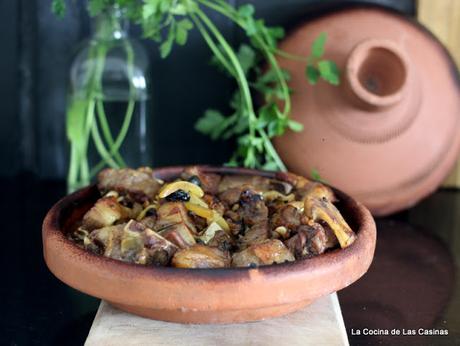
<box><xmin>274</xmin><ymin>7</ymin><xmax>460</xmax><ymax>216</ymax></box>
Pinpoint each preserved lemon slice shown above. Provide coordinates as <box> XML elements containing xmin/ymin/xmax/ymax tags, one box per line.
<box><xmin>211</xmin><ymin>211</ymin><xmax>230</xmax><ymax>232</ymax></box>
<box><xmin>184</xmin><ymin>203</ymin><xmax>230</xmax><ymax>233</ymax></box>
<box><xmin>158</xmin><ymin>181</ymin><xmax>204</xmax><ymax>198</ymax></box>
<box><xmin>189</xmin><ymin>194</ymin><xmax>209</xmax><ymax>208</ymax></box>
<box><xmin>184</xmin><ymin>202</ymin><xmax>214</xmax><ymax>220</ymax></box>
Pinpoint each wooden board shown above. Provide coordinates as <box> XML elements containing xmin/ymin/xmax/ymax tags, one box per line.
<box><xmin>85</xmin><ymin>293</ymin><xmax>349</xmax><ymax>346</ymax></box>
<box><xmin>418</xmin><ymin>0</ymin><xmax>460</xmax><ymax>187</ymax></box>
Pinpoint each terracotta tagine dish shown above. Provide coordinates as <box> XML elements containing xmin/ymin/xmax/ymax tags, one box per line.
<box><xmin>42</xmin><ymin>166</ymin><xmax>376</xmax><ymax>324</ymax></box>
<box><xmin>274</xmin><ymin>7</ymin><xmax>460</xmax><ymax>216</ymax></box>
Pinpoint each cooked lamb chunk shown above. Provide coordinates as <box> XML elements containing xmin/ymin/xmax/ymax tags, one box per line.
<box><xmin>187</xmin><ymin>212</ymin><xmax>208</xmax><ymax>233</ymax></box>
<box><xmin>218</xmin><ymin>175</ymin><xmax>271</xmax><ymax>193</ymax></box>
<box><xmin>219</xmin><ymin>187</ymin><xmax>245</xmax><ymax>206</ymax></box>
<box><xmin>181</xmin><ymin>166</ymin><xmax>221</xmax><ymax>194</ymax></box>
<box><xmin>159</xmin><ymin>223</ymin><xmax>196</xmax><ymax>249</ymax></box>
<box><xmin>297</xmin><ymin>182</ymin><xmax>336</xmax><ymax>202</ymax></box>
<box><xmin>238</xmin><ymin>221</ymin><xmax>268</xmax><ymax>250</ymax></box>
<box><xmin>202</xmin><ymin>194</ymin><xmax>225</xmax><ymax>215</ymax></box>
<box><xmin>304</xmin><ymin>196</ymin><xmax>355</xmax><ymax>248</ymax></box>
<box><xmin>82</xmin><ymin>196</ymin><xmax>127</xmax><ymax>230</ymax></box>
<box><xmin>142</xmin><ymin>228</ymin><xmax>178</xmax><ymax>266</ymax></box>
<box><xmin>98</xmin><ymin>167</ymin><xmax>161</xmax><ymax>202</ymax></box>
<box><xmin>172</xmin><ymin>244</ymin><xmax>230</xmax><ymax>268</ymax></box>
<box><xmin>239</xmin><ymin>188</ymin><xmax>268</xmax><ymax>226</ymax></box>
<box><xmin>88</xmin><ymin>221</ymin><xmax>177</xmax><ymax>266</ymax></box>
<box><xmin>139</xmin><ymin>215</ymin><xmax>157</xmax><ymax>230</ymax></box>
<box><xmin>156</xmin><ymin>202</ymin><xmax>197</xmax><ymax>234</ymax></box>
<box><xmin>207</xmin><ymin>230</ymin><xmax>235</xmax><ymax>252</ymax></box>
<box><xmin>284</xmin><ymin>223</ymin><xmax>336</xmax><ymax>259</ymax></box>
<box><xmin>269</xmin><ymin>179</ymin><xmax>293</xmax><ymax>195</ymax></box>
<box><xmin>232</xmin><ymin>239</ymin><xmax>294</xmax><ymax>267</ymax></box>
<box><xmin>88</xmin><ymin>224</ymin><xmax>125</xmax><ymax>260</ymax></box>
<box><xmin>270</xmin><ymin>204</ymin><xmax>302</xmax><ymax>230</ymax></box>
<box><xmin>224</xmin><ymin>209</ymin><xmax>244</xmax><ymax>235</ymax></box>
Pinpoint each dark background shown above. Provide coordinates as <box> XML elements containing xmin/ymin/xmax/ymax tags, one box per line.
<box><xmin>1</xmin><ymin>0</ymin><xmax>414</xmax><ymax>179</ymax></box>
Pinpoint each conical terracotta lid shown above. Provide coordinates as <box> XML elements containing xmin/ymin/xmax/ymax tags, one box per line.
<box><xmin>274</xmin><ymin>7</ymin><xmax>460</xmax><ymax>216</ymax></box>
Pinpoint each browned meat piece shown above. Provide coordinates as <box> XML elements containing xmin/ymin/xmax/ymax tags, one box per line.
<box><xmin>172</xmin><ymin>244</ymin><xmax>231</xmax><ymax>268</ymax></box>
<box><xmin>98</xmin><ymin>167</ymin><xmax>161</xmax><ymax>202</ymax></box>
<box><xmin>156</xmin><ymin>202</ymin><xmax>197</xmax><ymax>234</ymax></box>
<box><xmin>219</xmin><ymin>187</ymin><xmax>244</xmax><ymax>206</ymax></box>
<box><xmin>285</xmin><ymin>223</ymin><xmax>334</xmax><ymax>259</ymax></box>
<box><xmin>88</xmin><ymin>220</ymin><xmax>178</xmax><ymax>265</ymax></box>
<box><xmin>202</xmin><ymin>194</ymin><xmax>225</xmax><ymax>215</ymax></box>
<box><xmin>304</xmin><ymin>196</ymin><xmax>355</xmax><ymax>248</ymax></box>
<box><xmin>88</xmin><ymin>224</ymin><xmax>125</xmax><ymax>259</ymax></box>
<box><xmin>218</xmin><ymin>175</ymin><xmax>271</xmax><ymax>193</ymax></box>
<box><xmin>232</xmin><ymin>239</ymin><xmax>295</xmax><ymax>267</ymax></box>
<box><xmin>139</xmin><ymin>215</ymin><xmax>157</xmax><ymax>229</ymax></box>
<box><xmin>188</xmin><ymin>212</ymin><xmax>208</xmax><ymax>233</ymax></box>
<box><xmin>275</xmin><ymin>171</ymin><xmax>310</xmax><ymax>188</ymax></box>
<box><xmin>322</xmin><ymin>224</ymin><xmax>340</xmax><ymax>248</ymax></box>
<box><xmin>270</xmin><ymin>204</ymin><xmax>302</xmax><ymax>230</ymax></box>
<box><xmin>159</xmin><ymin>223</ymin><xmax>196</xmax><ymax>249</ymax></box>
<box><xmin>82</xmin><ymin>196</ymin><xmax>128</xmax><ymax>230</ymax></box>
<box><xmin>238</xmin><ymin>221</ymin><xmax>268</xmax><ymax>250</ymax></box>
<box><xmin>269</xmin><ymin>179</ymin><xmax>293</xmax><ymax>195</ymax></box>
<box><xmin>141</xmin><ymin>228</ymin><xmax>178</xmax><ymax>266</ymax></box>
<box><xmin>207</xmin><ymin>230</ymin><xmax>235</xmax><ymax>252</ymax></box>
<box><xmin>239</xmin><ymin>189</ymin><xmax>268</xmax><ymax>226</ymax></box>
<box><xmin>224</xmin><ymin>209</ymin><xmax>244</xmax><ymax>235</ymax></box>
<box><xmin>297</xmin><ymin>182</ymin><xmax>336</xmax><ymax>202</ymax></box>
<box><xmin>181</xmin><ymin>166</ymin><xmax>221</xmax><ymax>194</ymax></box>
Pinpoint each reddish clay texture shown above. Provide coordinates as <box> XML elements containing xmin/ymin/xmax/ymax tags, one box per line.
<box><xmin>274</xmin><ymin>7</ymin><xmax>460</xmax><ymax>216</ymax></box>
<box><xmin>42</xmin><ymin>166</ymin><xmax>376</xmax><ymax>324</ymax></box>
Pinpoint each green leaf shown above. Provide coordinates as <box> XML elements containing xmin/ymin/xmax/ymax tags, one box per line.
<box><xmin>318</xmin><ymin>60</ymin><xmax>340</xmax><ymax>85</ymax></box>
<box><xmin>225</xmin><ymin>159</ymin><xmax>239</xmax><ymax>167</ymax></box>
<box><xmin>232</xmin><ymin>115</ymin><xmax>249</xmax><ymax>135</ymax></box>
<box><xmin>160</xmin><ymin>22</ymin><xmax>176</xmax><ymax>58</ymax></box>
<box><xmin>306</xmin><ymin>65</ymin><xmax>320</xmax><ymax>85</ymax></box>
<box><xmin>267</xmin><ymin>26</ymin><xmax>285</xmax><ymax>40</ymax></box>
<box><xmin>195</xmin><ymin>110</ymin><xmax>226</xmax><ymax>136</ymax></box>
<box><xmin>238</xmin><ymin>4</ymin><xmax>255</xmax><ymax>18</ymax></box>
<box><xmin>310</xmin><ymin>168</ymin><xmax>326</xmax><ymax>183</ymax></box>
<box><xmin>311</xmin><ymin>32</ymin><xmax>327</xmax><ymax>59</ymax></box>
<box><xmin>287</xmin><ymin>120</ymin><xmax>303</xmax><ymax>132</ymax></box>
<box><xmin>52</xmin><ymin>0</ymin><xmax>66</xmax><ymax>18</ymax></box>
<box><xmin>237</xmin><ymin>44</ymin><xmax>256</xmax><ymax>75</ymax></box>
<box><xmin>176</xmin><ymin>19</ymin><xmax>193</xmax><ymax>45</ymax></box>
<box><xmin>142</xmin><ymin>2</ymin><xmax>158</xmax><ymax>19</ymax></box>
<box><xmin>88</xmin><ymin>0</ymin><xmax>109</xmax><ymax>17</ymax></box>
<box><xmin>262</xmin><ymin>160</ymin><xmax>279</xmax><ymax>171</ymax></box>
<box><xmin>244</xmin><ymin>146</ymin><xmax>256</xmax><ymax>168</ymax></box>
<box><xmin>267</xmin><ymin>119</ymin><xmax>285</xmax><ymax>137</ymax></box>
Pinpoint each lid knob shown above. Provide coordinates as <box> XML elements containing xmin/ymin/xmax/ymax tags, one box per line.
<box><xmin>345</xmin><ymin>38</ymin><xmax>409</xmax><ymax>108</ymax></box>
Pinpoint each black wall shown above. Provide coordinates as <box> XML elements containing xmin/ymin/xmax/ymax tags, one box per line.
<box><xmin>2</xmin><ymin>0</ymin><xmax>415</xmax><ymax>179</ymax></box>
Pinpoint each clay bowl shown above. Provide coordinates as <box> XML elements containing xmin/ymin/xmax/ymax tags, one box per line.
<box><xmin>42</xmin><ymin>166</ymin><xmax>376</xmax><ymax>324</ymax></box>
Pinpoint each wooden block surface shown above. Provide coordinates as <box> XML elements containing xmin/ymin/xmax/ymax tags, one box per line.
<box><xmin>85</xmin><ymin>293</ymin><xmax>348</xmax><ymax>346</ymax></box>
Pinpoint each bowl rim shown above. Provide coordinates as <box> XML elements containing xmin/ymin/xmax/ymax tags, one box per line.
<box><xmin>42</xmin><ymin>165</ymin><xmax>376</xmax><ymax>282</ymax></box>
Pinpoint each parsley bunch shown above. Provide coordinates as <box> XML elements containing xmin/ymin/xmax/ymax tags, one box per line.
<box><xmin>53</xmin><ymin>0</ymin><xmax>339</xmax><ymax>172</ymax></box>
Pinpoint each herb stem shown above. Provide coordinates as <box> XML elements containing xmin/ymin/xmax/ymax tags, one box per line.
<box><xmin>96</xmin><ymin>100</ymin><xmax>126</xmax><ymax>167</ymax></box>
<box><xmin>259</xmin><ymin>130</ymin><xmax>287</xmax><ymax>171</ymax></box>
<box><xmin>195</xmin><ymin>8</ymin><xmax>257</xmax><ymax>139</ymax></box>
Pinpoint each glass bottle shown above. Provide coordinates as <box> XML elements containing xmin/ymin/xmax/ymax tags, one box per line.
<box><xmin>67</xmin><ymin>6</ymin><xmax>151</xmax><ymax>193</ymax></box>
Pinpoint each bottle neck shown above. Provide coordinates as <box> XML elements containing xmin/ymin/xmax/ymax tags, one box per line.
<box><xmin>92</xmin><ymin>7</ymin><xmax>128</xmax><ymax>41</ymax></box>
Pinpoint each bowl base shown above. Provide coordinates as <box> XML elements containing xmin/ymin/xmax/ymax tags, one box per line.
<box><xmin>109</xmin><ymin>299</ymin><xmax>313</xmax><ymax>324</ymax></box>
